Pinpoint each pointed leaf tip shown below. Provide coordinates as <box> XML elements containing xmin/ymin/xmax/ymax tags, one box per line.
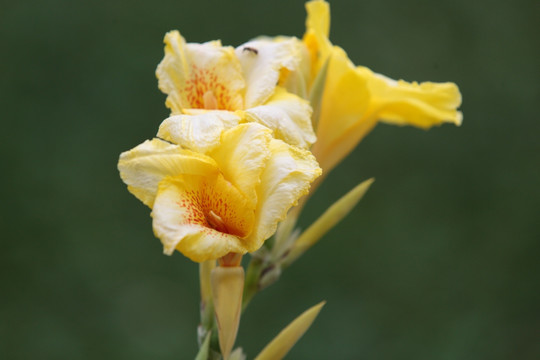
<box><xmin>254</xmin><ymin>301</ymin><xmax>325</xmax><ymax>360</ymax></box>
<box><xmin>194</xmin><ymin>331</ymin><xmax>211</xmax><ymax>360</ymax></box>
<box><xmin>285</xmin><ymin>178</ymin><xmax>374</xmax><ymax>265</ymax></box>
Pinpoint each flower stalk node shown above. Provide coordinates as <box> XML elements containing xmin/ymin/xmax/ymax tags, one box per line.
<box><xmin>218</xmin><ymin>252</ymin><xmax>243</xmax><ymax>267</ymax></box>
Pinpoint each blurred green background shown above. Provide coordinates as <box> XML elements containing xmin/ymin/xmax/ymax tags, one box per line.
<box><xmin>1</xmin><ymin>0</ymin><xmax>539</xmax><ymax>359</ymax></box>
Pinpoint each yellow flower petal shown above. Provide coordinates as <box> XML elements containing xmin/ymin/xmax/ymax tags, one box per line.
<box><xmin>304</xmin><ymin>1</ymin><xmax>462</xmax><ymax>173</ymax></box>
<box><xmin>235</xmin><ymin>37</ymin><xmax>304</xmax><ymax>108</ymax></box>
<box><xmin>209</xmin><ymin>123</ymin><xmax>272</xmax><ymax>210</ymax></box>
<box><xmin>310</xmin><ymin>47</ymin><xmax>373</xmax><ymax>173</ymax></box>
<box><xmin>152</xmin><ymin>175</ymin><xmax>255</xmax><ymax>261</ymax></box>
<box><xmin>246</xmin><ymin>139</ymin><xmax>322</xmax><ymax>251</ymax></box>
<box><xmin>119</xmin><ymin>121</ymin><xmax>321</xmax><ymax>262</ymax></box>
<box><xmin>304</xmin><ymin>0</ymin><xmax>332</xmax><ymax>80</ymax></box>
<box><xmin>156</xmin><ymin>30</ymin><xmax>245</xmax><ymax>113</ymax></box>
<box><xmin>254</xmin><ymin>301</ymin><xmax>325</xmax><ymax>360</ymax></box>
<box><xmin>118</xmin><ymin>139</ymin><xmax>218</xmax><ymax>207</ymax></box>
<box><xmin>244</xmin><ymin>87</ymin><xmax>316</xmax><ymax>149</ymax></box>
<box><xmin>157</xmin><ymin>111</ymin><xmax>241</xmax><ymax>153</ymax></box>
<box><xmin>357</xmin><ymin>67</ymin><xmax>463</xmax><ymax>128</ymax></box>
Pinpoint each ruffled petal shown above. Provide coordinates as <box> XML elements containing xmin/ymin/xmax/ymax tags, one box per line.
<box><xmin>118</xmin><ymin>139</ymin><xmax>218</xmax><ymax>207</ymax></box>
<box><xmin>152</xmin><ymin>175</ymin><xmax>254</xmax><ymax>262</ymax></box>
<box><xmin>246</xmin><ymin>139</ymin><xmax>322</xmax><ymax>251</ymax></box>
<box><xmin>235</xmin><ymin>37</ymin><xmax>304</xmax><ymax>108</ymax></box>
<box><xmin>358</xmin><ymin>68</ymin><xmax>463</xmax><ymax>128</ymax></box>
<box><xmin>157</xmin><ymin>111</ymin><xmax>241</xmax><ymax>153</ymax></box>
<box><xmin>305</xmin><ymin>2</ymin><xmax>462</xmax><ymax>173</ymax></box>
<box><xmin>244</xmin><ymin>87</ymin><xmax>316</xmax><ymax>149</ymax></box>
<box><xmin>209</xmin><ymin>123</ymin><xmax>272</xmax><ymax>209</ymax></box>
<box><xmin>156</xmin><ymin>30</ymin><xmax>245</xmax><ymax>113</ymax></box>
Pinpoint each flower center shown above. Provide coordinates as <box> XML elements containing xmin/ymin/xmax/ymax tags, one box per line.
<box><xmin>203</xmin><ymin>91</ymin><xmax>218</xmax><ymax>110</ymax></box>
<box><xmin>206</xmin><ymin>209</ymin><xmax>229</xmax><ymax>233</ymax></box>
<box><xmin>184</xmin><ymin>65</ymin><xmax>233</xmax><ymax>111</ymax></box>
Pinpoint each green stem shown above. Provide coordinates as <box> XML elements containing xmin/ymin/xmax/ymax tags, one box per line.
<box><xmin>242</xmin><ymin>257</ymin><xmax>264</xmax><ymax>311</ymax></box>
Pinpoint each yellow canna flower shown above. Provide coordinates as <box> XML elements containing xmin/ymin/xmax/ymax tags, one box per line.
<box><xmin>156</xmin><ymin>31</ymin><xmax>316</xmax><ymax>149</ymax></box>
<box><xmin>303</xmin><ymin>0</ymin><xmax>463</xmax><ymax>173</ymax></box>
<box><xmin>118</xmin><ymin>123</ymin><xmax>321</xmax><ymax>262</ymax></box>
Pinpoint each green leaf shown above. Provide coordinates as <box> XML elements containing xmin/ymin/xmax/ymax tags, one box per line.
<box><xmin>309</xmin><ymin>56</ymin><xmax>330</xmax><ymax>131</ymax></box>
<box><xmin>254</xmin><ymin>301</ymin><xmax>325</xmax><ymax>360</ymax></box>
<box><xmin>194</xmin><ymin>331</ymin><xmax>211</xmax><ymax>360</ymax></box>
<box><xmin>283</xmin><ymin>178</ymin><xmax>374</xmax><ymax>266</ymax></box>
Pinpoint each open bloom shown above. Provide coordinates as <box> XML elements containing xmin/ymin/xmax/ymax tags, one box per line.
<box><xmin>303</xmin><ymin>0</ymin><xmax>463</xmax><ymax>173</ymax></box>
<box><xmin>118</xmin><ymin>123</ymin><xmax>321</xmax><ymax>262</ymax></box>
<box><xmin>156</xmin><ymin>31</ymin><xmax>316</xmax><ymax>149</ymax></box>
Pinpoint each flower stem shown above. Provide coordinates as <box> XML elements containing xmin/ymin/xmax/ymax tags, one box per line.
<box><xmin>242</xmin><ymin>256</ymin><xmax>263</xmax><ymax>311</ymax></box>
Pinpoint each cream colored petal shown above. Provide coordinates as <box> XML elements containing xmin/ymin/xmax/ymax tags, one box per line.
<box><xmin>118</xmin><ymin>139</ymin><xmax>218</xmax><ymax>207</ymax></box>
<box><xmin>209</xmin><ymin>123</ymin><xmax>272</xmax><ymax>210</ymax></box>
<box><xmin>359</xmin><ymin>68</ymin><xmax>463</xmax><ymax>128</ymax></box>
<box><xmin>157</xmin><ymin>111</ymin><xmax>241</xmax><ymax>153</ymax></box>
<box><xmin>156</xmin><ymin>31</ymin><xmax>190</xmax><ymax>114</ymax></box>
<box><xmin>246</xmin><ymin>139</ymin><xmax>322</xmax><ymax>252</ymax></box>
<box><xmin>156</xmin><ymin>30</ymin><xmax>245</xmax><ymax>113</ymax></box>
<box><xmin>152</xmin><ymin>177</ymin><xmax>251</xmax><ymax>262</ymax></box>
<box><xmin>274</xmin><ymin>37</ymin><xmax>311</xmax><ymax>99</ymax></box>
<box><xmin>244</xmin><ymin>87</ymin><xmax>316</xmax><ymax>149</ymax></box>
<box><xmin>235</xmin><ymin>37</ymin><xmax>304</xmax><ymax>108</ymax></box>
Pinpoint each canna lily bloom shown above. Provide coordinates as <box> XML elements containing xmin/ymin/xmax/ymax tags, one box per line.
<box><xmin>118</xmin><ymin>123</ymin><xmax>321</xmax><ymax>262</ymax></box>
<box><xmin>303</xmin><ymin>0</ymin><xmax>463</xmax><ymax>173</ymax></box>
<box><xmin>156</xmin><ymin>31</ymin><xmax>316</xmax><ymax>149</ymax></box>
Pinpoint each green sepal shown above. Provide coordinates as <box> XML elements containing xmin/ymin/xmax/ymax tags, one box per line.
<box><xmin>194</xmin><ymin>331</ymin><xmax>211</xmax><ymax>360</ymax></box>
<box><xmin>309</xmin><ymin>56</ymin><xmax>330</xmax><ymax>131</ymax></box>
